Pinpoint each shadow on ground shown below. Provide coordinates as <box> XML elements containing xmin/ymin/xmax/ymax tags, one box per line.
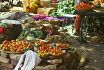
<box><xmin>69</xmin><ymin>37</ymin><xmax>104</xmax><ymax>70</ymax></box>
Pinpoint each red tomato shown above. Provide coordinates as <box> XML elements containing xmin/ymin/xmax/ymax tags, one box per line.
<box><xmin>0</xmin><ymin>27</ymin><xmax>5</xmax><ymax>34</ymax></box>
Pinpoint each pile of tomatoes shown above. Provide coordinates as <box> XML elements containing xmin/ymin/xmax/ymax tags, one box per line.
<box><xmin>0</xmin><ymin>40</ymin><xmax>32</xmax><ymax>53</ymax></box>
<box><xmin>36</xmin><ymin>40</ymin><xmax>69</xmax><ymax>57</ymax></box>
<box><xmin>75</xmin><ymin>2</ymin><xmax>93</xmax><ymax>11</ymax></box>
<box><xmin>37</xmin><ymin>44</ymin><xmax>64</xmax><ymax>57</ymax></box>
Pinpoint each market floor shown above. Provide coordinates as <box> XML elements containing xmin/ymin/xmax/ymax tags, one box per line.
<box><xmin>70</xmin><ymin>38</ymin><xmax>104</xmax><ymax>70</ymax></box>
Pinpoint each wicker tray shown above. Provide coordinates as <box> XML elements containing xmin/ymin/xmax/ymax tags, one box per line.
<box><xmin>0</xmin><ymin>50</ymin><xmax>24</xmax><ymax>54</ymax></box>
<box><xmin>74</xmin><ymin>6</ymin><xmax>93</xmax><ymax>11</ymax></box>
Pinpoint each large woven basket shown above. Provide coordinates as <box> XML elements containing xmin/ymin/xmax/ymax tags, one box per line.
<box><xmin>74</xmin><ymin>6</ymin><xmax>93</xmax><ymax>11</ymax></box>
<box><xmin>0</xmin><ymin>24</ymin><xmax>22</xmax><ymax>43</ymax></box>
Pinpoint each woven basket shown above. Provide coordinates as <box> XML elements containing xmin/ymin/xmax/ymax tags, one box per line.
<box><xmin>0</xmin><ymin>25</ymin><xmax>22</xmax><ymax>43</ymax></box>
<box><xmin>74</xmin><ymin>6</ymin><xmax>93</xmax><ymax>11</ymax></box>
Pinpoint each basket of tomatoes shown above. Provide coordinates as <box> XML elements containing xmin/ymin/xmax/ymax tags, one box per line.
<box><xmin>37</xmin><ymin>42</ymin><xmax>70</xmax><ymax>59</ymax></box>
<box><xmin>74</xmin><ymin>2</ymin><xmax>94</xmax><ymax>11</ymax></box>
<box><xmin>0</xmin><ymin>40</ymin><xmax>32</xmax><ymax>54</ymax></box>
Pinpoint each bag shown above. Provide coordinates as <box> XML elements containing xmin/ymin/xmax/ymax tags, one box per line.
<box><xmin>14</xmin><ymin>50</ymin><xmax>41</xmax><ymax>70</ymax></box>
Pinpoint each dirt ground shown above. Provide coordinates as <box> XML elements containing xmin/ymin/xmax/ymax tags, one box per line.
<box><xmin>70</xmin><ymin>37</ymin><xmax>104</xmax><ymax>70</ymax></box>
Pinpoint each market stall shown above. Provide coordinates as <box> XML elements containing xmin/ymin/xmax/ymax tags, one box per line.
<box><xmin>1</xmin><ymin>0</ymin><xmax>104</xmax><ymax>70</ymax></box>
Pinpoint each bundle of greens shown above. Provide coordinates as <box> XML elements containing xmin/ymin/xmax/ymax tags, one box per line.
<box><xmin>18</xmin><ymin>29</ymin><xmax>43</xmax><ymax>40</ymax></box>
<box><xmin>50</xmin><ymin>0</ymin><xmax>75</xmax><ymax>17</ymax></box>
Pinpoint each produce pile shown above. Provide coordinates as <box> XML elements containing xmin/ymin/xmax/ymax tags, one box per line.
<box><xmin>0</xmin><ymin>40</ymin><xmax>32</xmax><ymax>53</ymax></box>
<box><xmin>18</xmin><ymin>29</ymin><xmax>43</xmax><ymax>40</ymax></box>
<box><xmin>38</xmin><ymin>45</ymin><xmax>64</xmax><ymax>57</ymax></box>
<box><xmin>50</xmin><ymin>0</ymin><xmax>75</xmax><ymax>17</ymax></box>
<box><xmin>74</xmin><ymin>2</ymin><xmax>93</xmax><ymax>11</ymax></box>
<box><xmin>34</xmin><ymin>40</ymin><xmax>69</xmax><ymax>57</ymax></box>
<box><xmin>45</xmin><ymin>33</ymin><xmax>71</xmax><ymax>43</ymax></box>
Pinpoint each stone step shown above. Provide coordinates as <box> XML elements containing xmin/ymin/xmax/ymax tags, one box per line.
<box><xmin>0</xmin><ymin>63</ymin><xmax>13</xmax><ymax>69</ymax></box>
<box><xmin>0</xmin><ymin>66</ymin><xmax>13</xmax><ymax>70</ymax></box>
<box><xmin>0</xmin><ymin>56</ymin><xmax>9</xmax><ymax>63</ymax></box>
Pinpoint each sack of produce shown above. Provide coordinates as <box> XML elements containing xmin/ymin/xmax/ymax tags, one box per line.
<box><xmin>23</xmin><ymin>0</ymin><xmax>42</xmax><ymax>13</ymax></box>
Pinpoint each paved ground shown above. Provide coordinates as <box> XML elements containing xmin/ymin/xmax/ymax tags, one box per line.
<box><xmin>69</xmin><ymin>38</ymin><xmax>104</xmax><ymax>70</ymax></box>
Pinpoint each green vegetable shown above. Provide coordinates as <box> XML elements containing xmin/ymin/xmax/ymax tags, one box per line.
<box><xmin>18</xmin><ymin>29</ymin><xmax>43</xmax><ymax>40</ymax></box>
<box><xmin>50</xmin><ymin>0</ymin><xmax>75</xmax><ymax>17</ymax></box>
